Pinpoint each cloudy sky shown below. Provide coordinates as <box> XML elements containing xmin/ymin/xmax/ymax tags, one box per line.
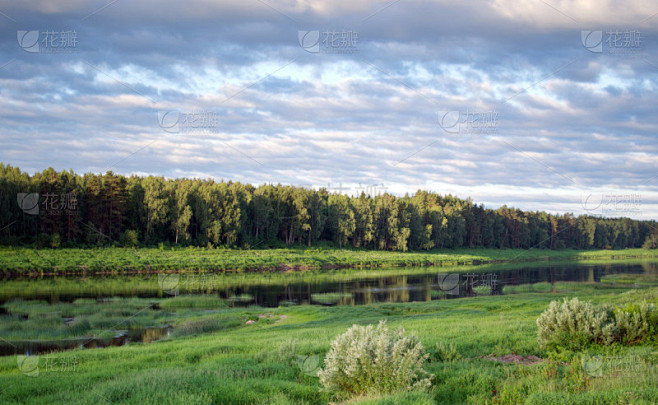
<box><xmin>1</xmin><ymin>0</ymin><xmax>657</xmax><ymax>219</ymax></box>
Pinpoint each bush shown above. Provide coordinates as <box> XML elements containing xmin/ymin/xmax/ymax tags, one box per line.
<box><xmin>50</xmin><ymin>233</ymin><xmax>61</xmax><ymax>249</ymax></box>
<box><xmin>120</xmin><ymin>230</ymin><xmax>139</xmax><ymax>247</ymax></box>
<box><xmin>536</xmin><ymin>298</ymin><xmax>616</xmax><ymax>350</ymax></box>
<box><xmin>317</xmin><ymin>320</ymin><xmax>432</xmax><ymax>399</ymax></box>
<box><xmin>537</xmin><ymin>298</ymin><xmax>657</xmax><ymax>349</ymax></box>
<box><xmin>614</xmin><ymin>301</ymin><xmax>658</xmax><ymax>344</ymax></box>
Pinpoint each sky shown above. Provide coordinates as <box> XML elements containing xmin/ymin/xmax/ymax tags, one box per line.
<box><xmin>0</xmin><ymin>0</ymin><xmax>657</xmax><ymax>220</ymax></box>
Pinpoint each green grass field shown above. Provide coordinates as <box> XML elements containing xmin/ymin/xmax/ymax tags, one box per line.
<box><xmin>1</xmin><ymin>247</ymin><xmax>657</xmax><ymax>275</ymax></box>
<box><xmin>1</xmin><ymin>276</ymin><xmax>656</xmax><ymax>404</ymax></box>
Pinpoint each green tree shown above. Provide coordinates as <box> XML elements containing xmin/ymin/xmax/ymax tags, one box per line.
<box><xmin>142</xmin><ymin>176</ymin><xmax>170</xmax><ymax>244</ymax></box>
<box><xmin>351</xmin><ymin>193</ymin><xmax>374</xmax><ymax>248</ymax></box>
<box><xmin>328</xmin><ymin>194</ymin><xmax>355</xmax><ymax>248</ymax></box>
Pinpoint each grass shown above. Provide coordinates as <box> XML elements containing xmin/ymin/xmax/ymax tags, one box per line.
<box><xmin>0</xmin><ymin>296</ymin><xmax>239</xmax><ymax>355</ymax></box>
<box><xmin>503</xmin><ymin>282</ymin><xmax>554</xmax><ymax>294</ymax></box>
<box><xmin>310</xmin><ymin>292</ymin><xmax>352</xmax><ymax>305</ymax></box>
<box><xmin>1</xmin><ymin>275</ymin><xmax>657</xmax><ymax>404</ymax></box>
<box><xmin>0</xmin><ymin>246</ymin><xmax>656</xmax><ymax>276</ymax></box>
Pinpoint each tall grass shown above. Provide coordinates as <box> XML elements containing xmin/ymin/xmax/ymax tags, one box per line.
<box><xmin>0</xmin><ymin>280</ymin><xmax>656</xmax><ymax>403</ymax></box>
<box><xmin>1</xmin><ymin>246</ymin><xmax>656</xmax><ymax>275</ymax></box>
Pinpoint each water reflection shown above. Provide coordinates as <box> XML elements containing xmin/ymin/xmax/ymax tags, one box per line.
<box><xmin>0</xmin><ymin>325</ymin><xmax>173</xmax><ymax>356</ymax></box>
<box><xmin>232</xmin><ymin>262</ymin><xmax>653</xmax><ymax>307</ymax></box>
<box><xmin>0</xmin><ymin>261</ymin><xmax>655</xmax><ymax>308</ymax></box>
<box><xmin>1</xmin><ymin>262</ymin><xmax>656</xmax><ymax>356</ymax></box>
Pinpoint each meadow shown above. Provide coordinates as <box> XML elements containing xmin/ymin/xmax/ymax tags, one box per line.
<box><xmin>1</xmin><ymin>274</ymin><xmax>657</xmax><ymax>404</ymax></box>
<box><xmin>1</xmin><ymin>246</ymin><xmax>657</xmax><ymax>276</ymax></box>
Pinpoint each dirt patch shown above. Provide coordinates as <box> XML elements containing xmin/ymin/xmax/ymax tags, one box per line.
<box><xmin>482</xmin><ymin>354</ymin><xmax>542</xmax><ymax>365</ymax></box>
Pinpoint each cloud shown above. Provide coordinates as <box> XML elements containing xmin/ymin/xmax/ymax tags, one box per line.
<box><xmin>0</xmin><ymin>0</ymin><xmax>656</xmax><ymax>219</ymax></box>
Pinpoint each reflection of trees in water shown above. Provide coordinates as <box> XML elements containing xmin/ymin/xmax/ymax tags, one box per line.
<box><xmin>641</xmin><ymin>261</ymin><xmax>658</xmax><ymax>274</ymax></box>
<box><xmin>6</xmin><ymin>262</ymin><xmax>655</xmax><ymax>307</ymax></box>
<box><xmin>424</xmin><ymin>278</ymin><xmax>432</xmax><ymax>301</ymax></box>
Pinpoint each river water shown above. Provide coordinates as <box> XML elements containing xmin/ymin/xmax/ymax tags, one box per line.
<box><xmin>1</xmin><ymin>260</ymin><xmax>655</xmax><ymax>307</ymax></box>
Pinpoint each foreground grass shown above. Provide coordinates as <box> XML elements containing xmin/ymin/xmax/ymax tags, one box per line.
<box><xmin>0</xmin><ymin>246</ymin><xmax>656</xmax><ymax>275</ymax></box>
<box><xmin>0</xmin><ymin>279</ymin><xmax>656</xmax><ymax>404</ymax></box>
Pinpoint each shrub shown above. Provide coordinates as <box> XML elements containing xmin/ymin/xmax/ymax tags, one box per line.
<box><xmin>537</xmin><ymin>298</ymin><xmax>658</xmax><ymax>349</ymax></box>
<box><xmin>536</xmin><ymin>298</ymin><xmax>616</xmax><ymax>349</ymax></box>
<box><xmin>317</xmin><ymin>320</ymin><xmax>432</xmax><ymax>399</ymax></box>
<box><xmin>50</xmin><ymin>233</ymin><xmax>61</xmax><ymax>249</ymax></box>
<box><xmin>614</xmin><ymin>301</ymin><xmax>657</xmax><ymax>344</ymax></box>
<box><xmin>120</xmin><ymin>230</ymin><xmax>139</xmax><ymax>247</ymax></box>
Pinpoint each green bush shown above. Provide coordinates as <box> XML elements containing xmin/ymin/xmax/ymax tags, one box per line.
<box><xmin>317</xmin><ymin>320</ymin><xmax>432</xmax><ymax>399</ymax></box>
<box><xmin>614</xmin><ymin>301</ymin><xmax>658</xmax><ymax>344</ymax></box>
<box><xmin>120</xmin><ymin>230</ymin><xmax>139</xmax><ymax>247</ymax></box>
<box><xmin>536</xmin><ymin>298</ymin><xmax>616</xmax><ymax>349</ymax></box>
<box><xmin>537</xmin><ymin>298</ymin><xmax>657</xmax><ymax>349</ymax></box>
<box><xmin>50</xmin><ymin>233</ymin><xmax>61</xmax><ymax>249</ymax></box>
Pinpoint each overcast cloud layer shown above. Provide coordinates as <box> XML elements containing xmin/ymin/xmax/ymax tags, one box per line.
<box><xmin>0</xmin><ymin>0</ymin><xmax>657</xmax><ymax>219</ymax></box>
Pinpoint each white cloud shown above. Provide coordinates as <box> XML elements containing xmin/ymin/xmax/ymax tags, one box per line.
<box><xmin>0</xmin><ymin>0</ymin><xmax>656</xmax><ymax>219</ymax></box>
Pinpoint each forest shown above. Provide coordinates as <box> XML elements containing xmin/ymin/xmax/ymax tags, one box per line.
<box><xmin>1</xmin><ymin>163</ymin><xmax>656</xmax><ymax>251</ymax></box>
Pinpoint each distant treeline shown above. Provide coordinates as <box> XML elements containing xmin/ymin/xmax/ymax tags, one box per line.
<box><xmin>1</xmin><ymin>163</ymin><xmax>657</xmax><ymax>250</ymax></box>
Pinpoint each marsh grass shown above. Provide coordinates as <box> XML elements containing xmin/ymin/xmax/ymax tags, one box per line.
<box><xmin>310</xmin><ymin>292</ymin><xmax>352</xmax><ymax>305</ymax></box>
<box><xmin>0</xmin><ymin>274</ymin><xmax>656</xmax><ymax>404</ymax></box>
<box><xmin>1</xmin><ymin>246</ymin><xmax>656</xmax><ymax>275</ymax></box>
<box><xmin>503</xmin><ymin>282</ymin><xmax>553</xmax><ymax>294</ymax></box>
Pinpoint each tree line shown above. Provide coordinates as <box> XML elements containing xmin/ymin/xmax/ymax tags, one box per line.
<box><xmin>1</xmin><ymin>163</ymin><xmax>656</xmax><ymax>250</ymax></box>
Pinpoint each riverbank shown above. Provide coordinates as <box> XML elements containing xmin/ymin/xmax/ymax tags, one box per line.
<box><xmin>1</xmin><ymin>279</ymin><xmax>656</xmax><ymax>404</ymax></box>
<box><xmin>0</xmin><ymin>247</ymin><xmax>657</xmax><ymax>276</ymax></box>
